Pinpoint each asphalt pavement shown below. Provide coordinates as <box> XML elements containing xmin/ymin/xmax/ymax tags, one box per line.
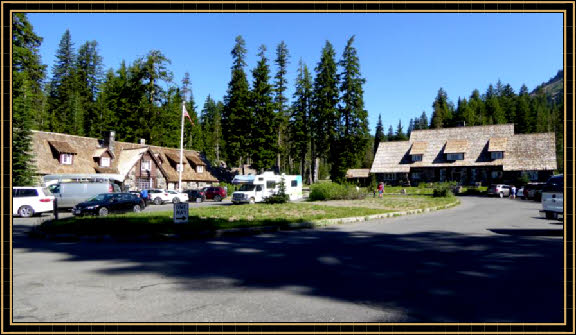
<box><xmin>12</xmin><ymin>196</ymin><xmax>564</xmax><ymax>322</ymax></box>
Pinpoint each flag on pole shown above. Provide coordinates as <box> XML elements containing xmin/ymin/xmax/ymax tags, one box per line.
<box><xmin>183</xmin><ymin>104</ymin><xmax>194</xmax><ymax>125</ymax></box>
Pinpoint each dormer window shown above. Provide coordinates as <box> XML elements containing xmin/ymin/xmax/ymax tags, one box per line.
<box><xmin>197</xmin><ymin>165</ymin><xmax>204</xmax><ymax>173</ymax></box>
<box><xmin>141</xmin><ymin>160</ymin><xmax>151</xmax><ymax>171</ymax></box>
<box><xmin>491</xmin><ymin>151</ymin><xmax>504</xmax><ymax>160</ymax></box>
<box><xmin>446</xmin><ymin>153</ymin><xmax>464</xmax><ymax>161</ymax></box>
<box><xmin>411</xmin><ymin>154</ymin><xmax>423</xmax><ymax>162</ymax></box>
<box><xmin>100</xmin><ymin>157</ymin><xmax>111</xmax><ymax>167</ymax></box>
<box><xmin>176</xmin><ymin>164</ymin><xmax>184</xmax><ymax>172</ymax></box>
<box><xmin>60</xmin><ymin>153</ymin><xmax>73</xmax><ymax>165</ymax></box>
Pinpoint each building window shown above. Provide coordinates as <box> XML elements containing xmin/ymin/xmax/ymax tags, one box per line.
<box><xmin>196</xmin><ymin>165</ymin><xmax>204</xmax><ymax>173</ymax></box>
<box><xmin>491</xmin><ymin>151</ymin><xmax>504</xmax><ymax>160</ymax></box>
<box><xmin>141</xmin><ymin>160</ymin><xmax>151</xmax><ymax>171</ymax></box>
<box><xmin>137</xmin><ymin>178</ymin><xmax>151</xmax><ymax>190</ymax></box>
<box><xmin>412</xmin><ymin>155</ymin><xmax>423</xmax><ymax>162</ymax></box>
<box><xmin>60</xmin><ymin>153</ymin><xmax>73</xmax><ymax>165</ymax></box>
<box><xmin>411</xmin><ymin>172</ymin><xmax>421</xmax><ymax>180</ymax></box>
<box><xmin>100</xmin><ymin>157</ymin><xmax>110</xmax><ymax>167</ymax></box>
<box><xmin>266</xmin><ymin>180</ymin><xmax>276</xmax><ymax>189</ymax></box>
<box><xmin>382</xmin><ymin>173</ymin><xmax>397</xmax><ymax>181</ymax></box>
<box><xmin>491</xmin><ymin>171</ymin><xmax>502</xmax><ymax>179</ymax></box>
<box><xmin>523</xmin><ymin>170</ymin><xmax>539</xmax><ymax>181</ymax></box>
<box><xmin>291</xmin><ymin>180</ymin><xmax>298</xmax><ymax>187</ymax></box>
<box><xmin>446</xmin><ymin>153</ymin><xmax>464</xmax><ymax>161</ymax></box>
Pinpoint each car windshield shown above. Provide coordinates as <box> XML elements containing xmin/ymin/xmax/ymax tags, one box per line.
<box><xmin>239</xmin><ymin>184</ymin><xmax>256</xmax><ymax>191</ymax></box>
<box><xmin>88</xmin><ymin>194</ymin><xmax>113</xmax><ymax>202</ymax></box>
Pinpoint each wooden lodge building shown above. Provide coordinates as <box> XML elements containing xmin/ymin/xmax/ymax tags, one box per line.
<box><xmin>31</xmin><ymin>130</ymin><xmax>218</xmax><ymax>190</ymax></box>
<box><xmin>370</xmin><ymin>124</ymin><xmax>557</xmax><ymax>185</ymax></box>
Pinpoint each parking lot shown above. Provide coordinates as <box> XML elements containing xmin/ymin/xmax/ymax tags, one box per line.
<box><xmin>12</xmin><ymin>195</ymin><xmax>563</xmax><ymax>322</ymax></box>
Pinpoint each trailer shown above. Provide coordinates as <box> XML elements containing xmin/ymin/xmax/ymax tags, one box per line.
<box><xmin>231</xmin><ymin>172</ymin><xmax>303</xmax><ymax>204</ymax></box>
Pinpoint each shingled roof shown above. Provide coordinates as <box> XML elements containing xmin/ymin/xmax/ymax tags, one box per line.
<box><xmin>346</xmin><ymin>169</ymin><xmax>371</xmax><ymax>178</ymax></box>
<box><xmin>30</xmin><ymin>130</ymin><xmax>218</xmax><ymax>183</ymax></box>
<box><xmin>371</xmin><ymin>124</ymin><xmax>556</xmax><ymax>173</ymax></box>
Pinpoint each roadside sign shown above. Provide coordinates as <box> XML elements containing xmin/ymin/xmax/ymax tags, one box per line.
<box><xmin>173</xmin><ymin>202</ymin><xmax>189</xmax><ymax>224</ymax></box>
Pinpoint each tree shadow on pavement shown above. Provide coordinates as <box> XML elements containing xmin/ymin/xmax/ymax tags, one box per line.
<box><xmin>13</xmin><ymin>223</ymin><xmax>564</xmax><ymax>323</ymax></box>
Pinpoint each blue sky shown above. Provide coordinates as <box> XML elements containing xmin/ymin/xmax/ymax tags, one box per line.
<box><xmin>27</xmin><ymin>13</ymin><xmax>563</xmax><ymax>133</ymax></box>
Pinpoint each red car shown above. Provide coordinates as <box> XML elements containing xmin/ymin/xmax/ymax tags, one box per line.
<box><xmin>203</xmin><ymin>186</ymin><xmax>227</xmax><ymax>202</ymax></box>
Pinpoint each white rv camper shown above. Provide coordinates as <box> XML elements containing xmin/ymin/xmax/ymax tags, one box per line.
<box><xmin>231</xmin><ymin>172</ymin><xmax>303</xmax><ymax>204</ymax></box>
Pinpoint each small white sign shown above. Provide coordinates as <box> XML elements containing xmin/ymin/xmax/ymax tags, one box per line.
<box><xmin>173</xmin><ymin>202</ymin><xmax>189</xmax><ymax>224</ymax></box>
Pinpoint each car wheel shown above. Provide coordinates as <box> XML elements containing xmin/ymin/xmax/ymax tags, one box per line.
<box><xmin>249</xmin><ymin>197</ymin><xmax>255</xmax><ymax>205</ymax></box>
<box><xmin>173</xmin><ymin>197</ymin><xmax>180</xmax><ymax>204</ymax></box>
<box><xmin>546</xmin><ymin>212</ymin><xmax>557</xmax><ymax>220</ymax></box>
<box><xmin>18</xmin><ymin>205</ymin><xmax>34</xmax><ymax>218</ymax></box>
<box><xmin>214</xmin><ymin>195</ymin><xmax>222</xmax><ymax>202</ymax></box>
<box><xmin>133</xmin><ymin>204</ymin><xmax>141</xmax><ymax>213</ymax></box>
<box><xmin>154</xmin><ymin>197</ymin><xmax>162</xmax><ymax>205</ymax></box>
<box><xmin>98</xmin><ymin>207</ymin><xmax>109</xmax><ymax>217</ymax></box>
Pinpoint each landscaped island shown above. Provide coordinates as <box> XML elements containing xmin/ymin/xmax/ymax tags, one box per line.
<box><xmin>38</xmin><ymin>195</ymin><xmax>459</xmax><ymax>238</ymax></box>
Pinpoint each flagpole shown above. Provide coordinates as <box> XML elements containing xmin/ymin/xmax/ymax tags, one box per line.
<box><xmin>179</xmin><ymin>101</ymin><xmax>185</xmax><ymax>192</ymax></box>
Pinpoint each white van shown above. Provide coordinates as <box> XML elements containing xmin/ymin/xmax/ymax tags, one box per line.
<box><xmin>43</xmin><ymin>174</ymin><xmax>123</xmax><ymax>208</ymax></box>
<box><xmin>541</xmin><ymin>174</ymin><xmax>563</xmax><ymax>220</ymax></box>
<box><xmin>231</xmin><ymin>172</ymin><xmax>303</xmax><ymax>204</ymax></box>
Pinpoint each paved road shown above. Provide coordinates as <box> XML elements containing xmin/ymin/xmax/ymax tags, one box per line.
<box><xmin>12</xmin><ymin>196</ymin><xmax>563</xmax><ymax>322</ymax></box>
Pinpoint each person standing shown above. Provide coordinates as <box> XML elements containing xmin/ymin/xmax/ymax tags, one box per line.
<box><xmin>510</xmin><ymin>185</ymin><xmax>516</xmax><ymax>199</ymax></box>
<box><xmin>140</xmin><ymin>188</ymin><xmax>149</xmax><ymax>206</ymax></box>
<box><xmin>378</xmin><ymin>182</ymin><xmax>384</xmax><ymax>198</ymax></box>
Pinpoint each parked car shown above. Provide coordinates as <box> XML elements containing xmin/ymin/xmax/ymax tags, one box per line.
<box><xmin>522</xmin><ymin>182</ymin><xmax>545</xmax><ymax>201</ymax></box>
<box><xmin>204</xmin><ymin>186</ymin><xmax>227</xmax><ymax>202</ymax></box>
<box><xmin>148</xmin><ymin>189</ymin><xmax>189</xmax><ymax>205</ymax></box>
<box><xmin>72</xmin><ymin>193</ymin><xmax>145</xmax><ymax>216</ymax></box>
<box><xmin>13</xmin><ymin>187</ymin><xmax>55</xmax><ymax>217</ymax></box>
<box><xmin>541</xmin><ymin>174</ymin><xmax>563</xmax><ymax>220</ymax></box>
<box><xmin>487</xmin><ymin>184</ymin><xmax>511</xmax><ymax>197</ymax></box>
<box><xmin>184</xmin><ymin>189</ymin><xmax>206</xmax><ymax>202</ymax></box>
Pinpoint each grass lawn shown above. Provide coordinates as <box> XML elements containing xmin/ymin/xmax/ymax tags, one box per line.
<box><xmin>39</xmin><ymin>195</ymin><xmax>458</xmax><ymax>236</ymax></box>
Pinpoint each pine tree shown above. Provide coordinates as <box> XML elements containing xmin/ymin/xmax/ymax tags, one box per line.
<box><xmin>418</xmin><ymin>111</ymin><xmax>429</xmax><ymax>129</ymax></box>
<box><xmin>223</xmin><ymin>36</ymin><xmax>252</xmax><ymax>169</ymax></box>
<box><xmin>468</xmin><ymin>89</ymin><xmax>485</xmax><ymax>126</ymax></box>
<box><xmin>407</xmin><ymin>118</ymin><xmax>414</xmax><ymax>136</ymax></box>
<box><xmin>13</xmin><ymin>13</ymin><xmax>46</xmax><ymax>185</ymax></box>
<box><xmin>181</xmin><ymin>73</ymin><xmax>203</xmax><ymax>152</ymax></box>
<box><xmin>395</xmin><ymin>119</ymin><xmax>408</xmax><ymax>140</ymax></box>
<box><xmin>138</xmin><ymin>50</ymin><xmax>173</xmax><ymax>144</ymax></box>
<box><xmin>500</xmin><ymin>83</ymin><xmax>517</xmax><ymax>124</ymax></box>
<box><xmin>76</xmin><ymin>40</ymin><xmax>103</xmax><ymax>137</ymax></box>
<box><xmin>274</xmin><ymin>41</ymin><xmax>290</xmax><ymax>171</ymax></box>
<box><xmin>48</xmin><ymin>29</ymin><xmax>77</xmax><ymax>134</ymax></box>
<box><xmin>485</xmin><ymin>84</ymin><xmax>505</xmax><ymax>124</ymax></box>
<box><xmin>290</xmin><ymin>59</ymin><xmax>313</xmax><ymax>180</ymax></box>
<box><xmin>200</xmin><ymin>95</ymin><xmax>222</xmax><ymax>163</ymax></box>
<box><xmin>515</xmin><ymin>84</ymin><xmax>532</xmax><ymax>133</ymax></box>
<box><xmin>332</xmin><ymin>35</ymin><xmax>369</xmax><ymax>182</ymax></box>
<box><xmin>310</xmin><ymin>41</ymin><xmax>339</xmax><ymax>182</ymax></box>
<box><xmin>457</xmin><ymin>98</ymin><xmax>474</xmax><ymax>126</ymax></box>
<box><xmin>431</xmin><ymin>88</ymin><xmax>451</xmax><ymax>128</ymax></box>
<box><xmin>387</xmin><ymin>125</ymin><xmax>395</xmax><ymax>141</ymax></box>
<box><xmin>373</xmin><ymin>114</ymin><xmax>385</xmax><ymax>155</ymax></box>
<box><xmin>250</xmin><ymin>45</ymin><xmax>277</xmax><ymax>172</ymax></box>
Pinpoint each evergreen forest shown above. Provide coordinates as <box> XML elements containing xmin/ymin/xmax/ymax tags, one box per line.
<box><xmin>13</xmin><ymin>14</ymin><xmax>564</xmax><ymax>186</ymax></box>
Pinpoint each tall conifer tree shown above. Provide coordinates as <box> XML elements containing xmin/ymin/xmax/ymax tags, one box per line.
<box><xmin>223</xmin><ymin>36</ymin><xmax>252</xmax><ymax>169</ymax></box>
<box><xmin>250</xmin><ymin>45</ymin><xmax>277</xmax><ymax>171</ymax></box>
<box><xmin>274</xmin><ymin>41</ymin><xmax>290</xmax><ymax>171</ymax></box>
<box><xmin>48</xmin><ymin>29</ymin><xmax>77</xmax><ymax>133</ymax></box>
<box><xmin>290</xmin><ymin>59</ymin><xmax>313</xmax><ymax>180</ymax></box>
<box><xmin>310</xmin><ymin>41</ymin><xmax>339</xmax><ymax>182</ymax></box>
<box><xmin>13</xmin><ymin>13</ymin><xmax>46</xmax><ymax>185</ymax></box>
<box><xmin>373</xmin><ymin>114</ymin><xmax>385</xmax><ymax>156</ymax></box>
<box><xmin>332</xmin><ymin>36</ymin><xmax>369</xmax><ymax>182</ymax></box>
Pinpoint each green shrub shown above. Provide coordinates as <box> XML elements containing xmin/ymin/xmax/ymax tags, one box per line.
<box><xmin>265</xmin><ymin>175</ymin><xmax>289</xmax><ymax>204</ymax></box>
<box><xmin>432</xmin><ymin>182</ymin><xmax>457</xmax><ymax>198</ymax></box>
<box><xmin>309</xmin><ymin>182</ymin><xmax>366</xmax><ymax>201</ymax></box>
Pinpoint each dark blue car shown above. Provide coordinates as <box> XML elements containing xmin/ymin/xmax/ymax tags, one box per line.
<box><xmin>72</xmin><ymin>193</ymin><xmax>145</xmax><ymax>216</ymax></box>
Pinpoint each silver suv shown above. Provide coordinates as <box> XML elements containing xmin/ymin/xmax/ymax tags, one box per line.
<box><xmin>487</xmin><ymin>184</ymin><xmax>511</xmax><ymax>197</ymax></box>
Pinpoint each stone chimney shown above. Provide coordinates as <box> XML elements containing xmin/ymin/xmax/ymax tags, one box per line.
<box><xmin>104</xmin><ymin>130</ymin><xmax>116</xmax><ymax>155</ymax></box>
<box><xmin>139</xmin><ymin>138</ymin><xmax>146</xmax><ymax>145</ymax></box>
